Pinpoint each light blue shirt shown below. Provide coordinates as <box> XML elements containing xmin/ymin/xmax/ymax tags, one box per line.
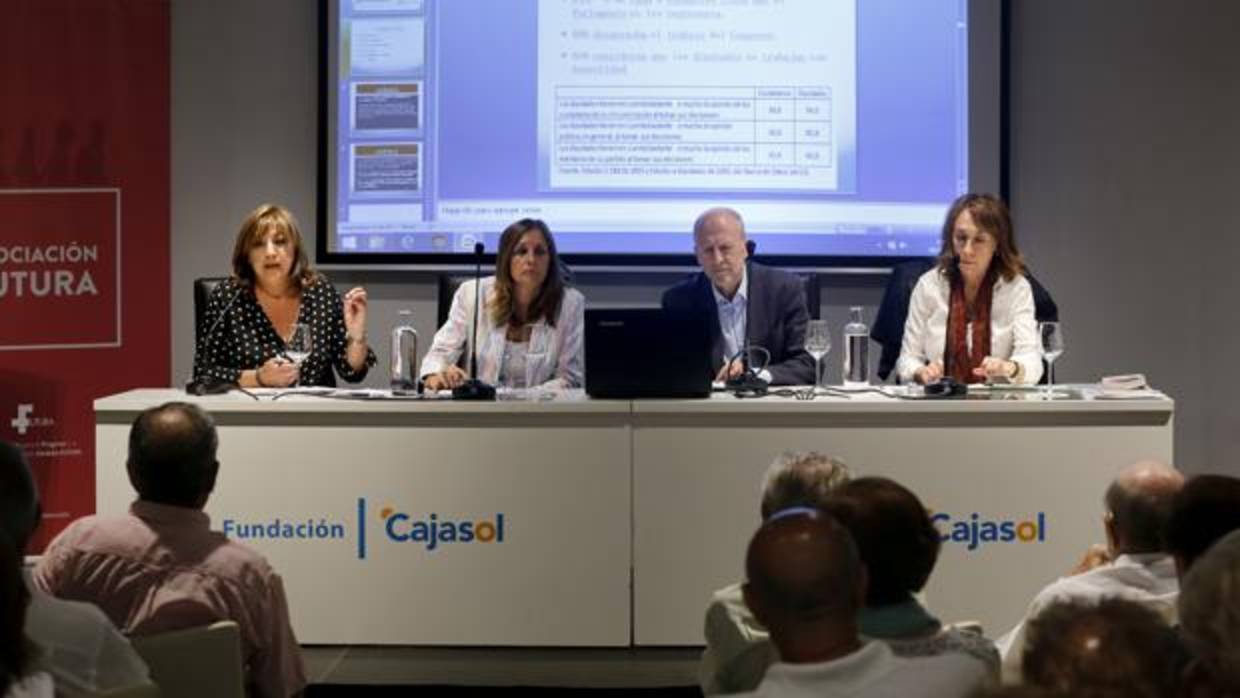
<box><xmin>712</xmin><ymin>268</ymin><xmax>749</xmax><ymax>362</ymax></box>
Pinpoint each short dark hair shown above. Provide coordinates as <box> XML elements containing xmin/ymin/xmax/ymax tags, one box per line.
<box><xmin>0</xmin><ymin>440</ymin><xmax>38</xmax><ymax>550</ymax></box>
<box><xmin>821</xmin><ymin>477</ymin><xmax>940</xmax><ymax>606</ymax></box>
<box><xmin>1022</xmin><ymin>598</ymin><xmax>1184</xmax><ymax>698</ymax></box>
<box><xmin>128</xmin><ymin>402</ymin><xmax>219</xmax><ymax>507</ymax></box>
<box><xmin>1105</xmin><ymin>476</ymin><xmax>1178</xmax><ymax>553</ymax></box>
<box><xmin>1164</xmin><ymin>474</ymin><xmax>1240</xmax><ymax>572</ymax></box>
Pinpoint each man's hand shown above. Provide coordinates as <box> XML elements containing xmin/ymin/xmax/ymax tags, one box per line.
<box><xmin>1069</xmin><ymin>543</ymin><xmax>1113</xmax><ymax>575</ymax></box>
<box><xmin>715</xmin><ymin>358</ymin><xmax>744</xmax><ymax>382</ymax></box>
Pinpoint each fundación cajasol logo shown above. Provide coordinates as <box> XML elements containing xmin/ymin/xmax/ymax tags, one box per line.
<box><xmin>221</xmin><ymin>498</ymin><xmax>508</xmax><ymax>560</ymax></box>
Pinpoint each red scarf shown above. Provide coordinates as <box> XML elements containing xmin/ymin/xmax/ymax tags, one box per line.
<box><xmin>945</xmin><ymin>273</ymin><xmax>993</xmax><ymax>384</ymax></box>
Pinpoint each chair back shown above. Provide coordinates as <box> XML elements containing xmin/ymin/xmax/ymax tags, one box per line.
<box><xmin>192</xmin><ymin>277</ymin><xmax>229</xmax><ymax>347</ymax></box>
<box><xmin>799</xmin><ymin>273</ymin><xmax>821</xmax><ymax>320</ymax></box>
<box><xmin>131</xmin><ymin>621</ymin><xmax>245</xmax><ymax>698</ymax></box>
<box><xmin>436</xmin><ymin>274</ymin><xmax>473</xmax><ymax>328</ymax></box>
<box><xmin>870</xmin><ymin>258</ymin><xmax>936</xmax><ymax>381</ymax></box>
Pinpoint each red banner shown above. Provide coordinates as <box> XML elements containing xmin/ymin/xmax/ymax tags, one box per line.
<box><xmin>0</xmin><ymin>1</ymin><xmax>170</xmax><ymax>551</ymax></box>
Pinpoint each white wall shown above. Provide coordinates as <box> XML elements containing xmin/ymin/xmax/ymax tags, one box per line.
<box><xmin>172</xmin><ymin>0</ymin><xmax>1240</xmax><ymax>475</ymax></box>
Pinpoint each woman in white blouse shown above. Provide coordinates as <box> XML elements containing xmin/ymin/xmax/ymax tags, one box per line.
<box><xmin>422</xmin><ymin>219</ymin><xmax>584</xmax><ymax>392</ymax></box>
<box><xmin>896</xmin><ymin>194</ymin><xmax>1042</xmax><ymax>386</ymax></box>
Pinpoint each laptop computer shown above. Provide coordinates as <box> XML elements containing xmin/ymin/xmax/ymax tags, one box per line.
<box><xmin>585</xmin><ymin>307</ymin><xmax>713</xmax><ymax>399</ymax></box>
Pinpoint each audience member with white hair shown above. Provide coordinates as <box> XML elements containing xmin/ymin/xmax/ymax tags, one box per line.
<box><xmin>700</xmin><ymin>451</ymin><xmax>851</xmax><ymax>695</ymax></box>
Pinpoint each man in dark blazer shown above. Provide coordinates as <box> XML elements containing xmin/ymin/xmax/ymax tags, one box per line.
<box><xmin>662</xmin><ymin>208</ymin><xmax>815</xmax><ymax>386</ymax></box>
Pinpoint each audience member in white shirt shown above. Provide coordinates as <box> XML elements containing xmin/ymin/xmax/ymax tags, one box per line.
<box><xmin>699</xmin><ymin>452</ymin><xmax>852</xmax><ymax>695</ymax></box>
<box><xmin>731</xmin><ymin>508</ymin><xmax>987</xmax><ymax>698</ymax></box>
<box><xmin>997</xmin><ymin>460</ymin><xmax>1184</xmax><ymax>682</ymax></box>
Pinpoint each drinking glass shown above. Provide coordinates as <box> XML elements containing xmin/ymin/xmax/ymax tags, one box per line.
<box><xmin>1038</xmin><ymin>321</ymin><xmax>1064</xmax><ymax>399</ymax></box>
<box><xmin>804</xmin><ymin>319</ymin><xmax>831</xmax><ymax>395</ymax></box>
<box><xmin>285</xmin><ymin>323</ymin><xmax>312</xmax><ymax>387</ymax></box>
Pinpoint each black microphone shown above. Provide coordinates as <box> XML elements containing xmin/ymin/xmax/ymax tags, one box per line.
<box><xmin>452</xmin><ymin>241</ymin><xmax>497</xmax><ymax>400</ymax></box>
<box><xmin>186</xmin><ymin>281</ymin><xmax>242</xmax><ymax>395</ymax></box>
<box><xmin>727</xmin><ymin>239</ymin><xmax>768</xmax><ymax>396</ymax></box>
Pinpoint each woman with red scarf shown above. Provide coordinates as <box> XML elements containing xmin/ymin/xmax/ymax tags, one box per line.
<box><xmin>896</xmin><ymin>194</ymin><xmax>1043</xmax><ymax>386</ymax></box>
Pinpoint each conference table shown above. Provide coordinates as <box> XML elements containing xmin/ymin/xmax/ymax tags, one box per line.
<box><xmin>94</xmin><ymin>386</ymin><xmax>1173</xmax><ymax>647</ymax></box>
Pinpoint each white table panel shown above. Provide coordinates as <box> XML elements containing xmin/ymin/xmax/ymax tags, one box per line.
<box><xmin>97</xmin><ymin>390</ymin><xmax>633</xmax><ymax>645</ymax></box>
<box><xmin>631</xmin><ymin>391</ymin><xmax>1173</xmax><ymax>644</ymax></box>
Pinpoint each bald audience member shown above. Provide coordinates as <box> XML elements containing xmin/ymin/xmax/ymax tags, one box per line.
<box><xmin>1021</xmin><ymin>598</ymin><xmax>1184</xmax><ymax>698</ymax></box>
<box><xmin>662</xmin><ymin>208</ymin><xmax>815</xmax><ymax>386</ymax></box>
<box><xmin>735</xmin><ymin>508</ymin><xmax>987</xmax><ymax>698</ymax></box>
<box><xmin>998</xmin><ymin>460</ymin><xmax>1184</xmax><ymax>682</ymax></box>
<box><xmin>700</xmin><ymin>452</ymin><xmax>851</xmax><ymax>695</ymax></box>
<box><xmin>0</xmin><ymin>440</ymin><xmax>151</xmax><ymax>697</ymax></box>
<box><xmin>1163</xmin><ymin>474</ymin><xmax>1240</xmax><ymax>578</ymax></box>
<box><xmin>1178</xmin><ymin>529</ymin><xmax>1240</xmax><ymax>697</ymax></box>
<box><xmin>33</xmin><ymin>403</ymin><xmax>306</xmax><ymax>698</ymax></box>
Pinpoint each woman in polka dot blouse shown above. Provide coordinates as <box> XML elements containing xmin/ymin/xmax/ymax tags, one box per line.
<box><xmin>192</xmin><ymin>204</ymin><xmax>376</xmax><ymax>388</ymax></box>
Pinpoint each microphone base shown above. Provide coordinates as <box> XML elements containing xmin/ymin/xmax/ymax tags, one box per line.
<box><xmin>185</xmin><ymin>379</ymin><xmax>235</xmax><ymax>396</ymax></box>
<box><xmin>725</xmin><ymin>372</ymin><xmax>769</xmax><ymax>397</ymax></box>
<box><xmin>452</xmin><ymin>379</ymin><xmax>497</xmax><ymax>401</ymax></box>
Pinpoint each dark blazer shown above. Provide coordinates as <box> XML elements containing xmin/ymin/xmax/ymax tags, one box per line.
<box><xmin>661</xmin><ymin>262</ymin><xmax>815</xmax><ymax>386</ymax></box>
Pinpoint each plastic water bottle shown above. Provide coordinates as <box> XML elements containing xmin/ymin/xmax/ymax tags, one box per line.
<box><xmin>843</xmin><ymin>306</ymin><xmax>869</xmax><ymax>387</ymax></box>
<box><xmin>390</xmin><ymin>309</ymin><xmax>419</xmax><ymax>393</ymax></box>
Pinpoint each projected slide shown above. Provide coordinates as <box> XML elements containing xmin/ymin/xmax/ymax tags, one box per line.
<box><xmin>325</xmin><ymin>0</ymin><xmax>983</xmax><ymax>261</ymax></box>
<box><xmin>537</xmin><ymin>1</ymin><xmax>854</xmax><ymax>192</ymax></box>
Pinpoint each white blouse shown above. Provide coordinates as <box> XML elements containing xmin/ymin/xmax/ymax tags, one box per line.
<box><xmin>895</xmin><ymin>269</ymin><xmax>1043</xmax><ymax>385</ymax></box>
<box><xmin>421</xmin><ymin>277</ymin><xmax>585</xmax><ymax>390</ymax></box>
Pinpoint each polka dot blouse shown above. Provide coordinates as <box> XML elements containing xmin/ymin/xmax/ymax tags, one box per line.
<box><xmin>192</xmin><ymin>275</ymin><xmax>376</xmax><ymax>387</ymax></box>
